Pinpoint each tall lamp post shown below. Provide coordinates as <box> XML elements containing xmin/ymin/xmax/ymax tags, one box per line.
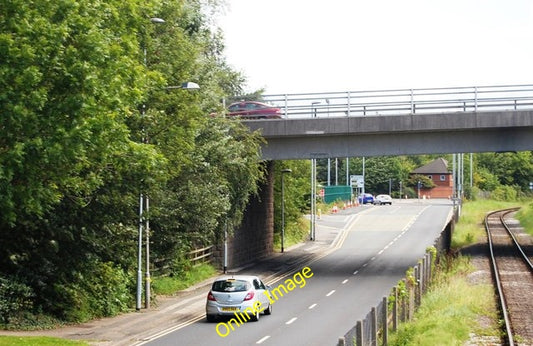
<box><xmin>281</xmin><ymin>168</ymin><xmax>292</xmax><ymax>253</ymax></box>
<box><xmin>137</xmin><ymin>17</ymin><xmax>200</xmax><ymax>311</ymax></box>
<box><xmin>137</xmin><ymin>17</ymin><xmax>166</xmax><ymax>312</ymax></box>
<box><xmin>309</xmin><ymin>102</ymin><xmax>320</xmax><ymax>241</ymax></box>
<box><xmin>141</xmin><ymin>82</ymin><xmax>200</xmax><ymax>311</ymax></box>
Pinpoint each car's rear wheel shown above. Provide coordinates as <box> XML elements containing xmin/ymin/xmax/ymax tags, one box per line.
<box><xmin>264</xmin><ymin>303</ymin><xmax>272</xmax><ymax>315</ymax></box>
<box><xmin>206</xmin><ymin>314</ymin><xmax>217</xmax><ymax>322</ymax></box>
<box><xmin>250</xmin><ymin>310</ymin><xmax>260</xmax><ymax>321</ymax></box>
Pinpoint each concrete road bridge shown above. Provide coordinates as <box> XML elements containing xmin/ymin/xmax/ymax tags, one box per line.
<box><xmin>224</xmin><ymin>84</ymin><xmax>533</xmax><ymax>269</ymax></box>
<box><xmin>242</xmin><ymin>84</ymin><xmax>533</xmax><ymax>159</ymax></box>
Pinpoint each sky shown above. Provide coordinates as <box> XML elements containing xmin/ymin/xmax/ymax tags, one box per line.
<box><xmin>216</xmin><ymin>0</ymin><xmax>533</xmax><ymax>95</ymax></box>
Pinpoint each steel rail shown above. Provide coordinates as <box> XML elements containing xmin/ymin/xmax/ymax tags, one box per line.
<box><xmin>484</xmin><ymin>207</ymin><xmax>532</xmax><ymax>346</ymax></box>
<box><xmin>499</xmin><ymin>209</ymin><xmax>533</xmax><ymax>271</ymax></box>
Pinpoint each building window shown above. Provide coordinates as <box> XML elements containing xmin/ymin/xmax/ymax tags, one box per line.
<box><xmin>440</xmin><ymin>175</ymin><xmax>446</xmax><ymax>181</ymax></box>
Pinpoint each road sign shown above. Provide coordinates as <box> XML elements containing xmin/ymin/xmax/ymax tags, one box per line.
<box><xmin>350</xmin><ymin>175</ymin><xmax>364</xmax><ymax>188</ymax></box>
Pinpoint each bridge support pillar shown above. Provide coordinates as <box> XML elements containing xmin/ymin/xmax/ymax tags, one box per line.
<box><xmin>214</xmin><ymin>161</ymin><xmax>275</xmax><ymax>269</ymax></box>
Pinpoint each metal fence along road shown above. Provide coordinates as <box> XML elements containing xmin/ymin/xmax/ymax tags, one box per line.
<box><xmin>260</xmin><ymin>84</ymin><xmax>533</xmax><ymax>118</ymax></box>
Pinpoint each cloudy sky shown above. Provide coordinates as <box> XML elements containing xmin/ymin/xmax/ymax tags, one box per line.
<box><xmin>217</xmin><ymin>0</ymin><xmax>533</xmax><ymax>94</ymax></box>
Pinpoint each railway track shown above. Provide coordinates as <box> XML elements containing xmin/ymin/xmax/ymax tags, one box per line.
<box><xmin>485</xmin><ymin>208</ymin><xmax>533</xmax><ymax>345</ymax></box>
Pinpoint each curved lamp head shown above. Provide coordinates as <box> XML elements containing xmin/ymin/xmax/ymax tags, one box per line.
<box><xmin>166</xmin><ymin>82</ymin><xmax>200</xmax><ymax>90</ymax></box>
<box><xmin>181</xmin><ymin>82</ymin><xmax>200</xmax><ymax>90</ymax></box>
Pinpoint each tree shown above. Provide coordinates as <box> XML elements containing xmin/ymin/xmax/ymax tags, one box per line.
<box><xmin>0</xmin><ymin>0</ymin><xmax>263</xmax><ymax>322</ymax></box>
<box><xmin>476</xmin><ymin>152</ymin><xmax>533</xmax><ymax>191</ymax></box>
<box><xmin>0</xmin><ymin>0</ymin><xmax>155</xmax><ymax>227</ymax></box>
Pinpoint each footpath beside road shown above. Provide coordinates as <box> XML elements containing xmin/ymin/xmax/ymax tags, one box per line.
<box><xmin>0</xmin><ymin>207</ymin><xmax>362</xmax><ymax>345</ymax></box>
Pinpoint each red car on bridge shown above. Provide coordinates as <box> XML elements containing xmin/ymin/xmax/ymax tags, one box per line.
<box><xmin>227</xmin><ymin>101</ymin><xmax>282</xmax><ymax>119</ymax></box>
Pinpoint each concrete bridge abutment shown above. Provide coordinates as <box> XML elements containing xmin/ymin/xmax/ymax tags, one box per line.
<box><xmin>214</xmin><ymin>161</ymin><xmax>275</xmax><ymax>270</ymax></box>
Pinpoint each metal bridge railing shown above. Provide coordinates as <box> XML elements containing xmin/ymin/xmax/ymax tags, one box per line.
<box><xmin>260</xmin><ymin>84</ymin><xmax>533</xmax><ymax>118</ymax></box>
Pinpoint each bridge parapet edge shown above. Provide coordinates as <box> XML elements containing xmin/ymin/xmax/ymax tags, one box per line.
<box><xmin>243</xmin><ymin>109</ymin><xmax>533</xmax><ymax>138</ymax></box>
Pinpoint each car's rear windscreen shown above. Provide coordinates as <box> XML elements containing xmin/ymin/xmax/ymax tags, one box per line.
<box><xmin>212</xmin><ymin>279</ymin><xmax>250</xmax><ymax>292</ymax></box>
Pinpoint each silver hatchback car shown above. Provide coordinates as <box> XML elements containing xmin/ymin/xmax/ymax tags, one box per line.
<box><xmin>374</xmin><ymin>194</ymin><xmax>393</xmax><ymax>205</ymax></box>
<box><xmin>206</xmin><ymin>275</ymin><xmax>272</xmax><ymax>322</ymax></box>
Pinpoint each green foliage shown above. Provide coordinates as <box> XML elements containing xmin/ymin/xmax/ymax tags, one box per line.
<box><xmin>0</xmin><ymin>336</ymin><xmax>88</xmax><ymax>346</ymax></box>
<box><xmin>152</xmin><ymin>263</ymin><xmax>216</xmax><ymax>295</ymax></box>
<box><xmin>476</xmin><ymin>152</ymin><xmax>533</xmax><ymax>191</ymax></box>
<box><xmin>273</xmin><ymin>216</ymin><xmax>310</xmax><ymax>251</ymax></box>
<box><xmin>515</xmin><ymin>202</ymin><xmax>533</xmax><ymax>236</ymax></box>
<box><xmin>273</xmin><ymin>160</ymin><xmax>312</xmax><ymax>250</ymax></box>
<box><xmin>389</xmin><ymin>255</ymin><xmax>498</xmax><ymax>346</ymax></box>
<box><xmin>52</xmin><ymin>260</ymin><xmax>131</xmax><ymax>322</ymax></box>
<box><xmin>0</xmin><ymin>276</ymin><xmax>34</xmax><ymax>324</ymax></box>
<box><xmin>451</xmin><ymin>199</ymin><xmax>526</xmax><ymax>249</ymax></box>
<box><xmin>407</xmin><ymin>174</ymin><xmax>436</xmax><ymax>189</ymax></box>
<box><xmin>0</xmin><ymin>0</ymin><xmax>258</xmax><ymax>325</ymax></box>
<box><xmin>491</xmin><ymin>185</ymin><xmax>518</xmax><ymax>201</ymax></box>
<box><xmin>0</xmin><ymin>0</ymin><xmax>149</xmax><ymax>227</ymax></box>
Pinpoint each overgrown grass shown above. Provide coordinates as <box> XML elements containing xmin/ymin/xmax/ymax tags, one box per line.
<box><xmin>151</xmin><ymin>263</ymin><xmax>217</xmax><ymax>295</ymax></box>
<box><xmin>273</xmin><ymin>216</ymin><xmax>310</xmax><ymax>251</ymax></box>
<box><xmin>451</xmin><ymin>199</ymin><xmax>526</xmax><ymax>248</ymax></box>
<box><xmin>516</xmin><ymin>200</ymin><xmax>533</xmax><ymax>236</ymax></box>
<box><xmin>0</xmin><ymin>336</ymin><xmax>87</xmax><ymax>345</ymax></box>
<box><xmin>389</xmin><ymin>198</ymin><xmax>533</xmax><ymax>345</ymax></box>
<box><xmin>388</xmin><ymin>255</ymin><xmax>499</xmax><ymax>345</ymax></box>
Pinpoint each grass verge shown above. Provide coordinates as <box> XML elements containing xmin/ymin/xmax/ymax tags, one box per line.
<box><xmin>0</xmin><ymin>336</ymin><xmax>87</xmax><ymax>345</ymax></box>
<box><xmin>151</xmin><ymin>263</ymin><xmax>217</xmax><ymax>295</ymax></box>
<box><xmin>451</xmin><ymin>199</ymin><xmax>525</xmax><ymax>248</ymax></box>
<box><xmin>388</xmin><ymin>256</ymin><xmax>499</xmax><ymax>345</ymax></box>
<box><xmin>273</xmin><ymin>216</ymin><xmax>310</xmax><ymax>251</ymax></box>
<box><xmin>516</xmin><ymin>200</ymin><xmax>533</xmax><ymax>236</ymax></box>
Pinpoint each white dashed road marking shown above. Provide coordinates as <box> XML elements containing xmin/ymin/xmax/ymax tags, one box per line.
<box><xmin>286</xmin><ymin>317</ymin><xmax>297</xmax><ymax>325</ymax></box>
<box><xmin>257</xmin><ymin>335</ymin><xmax>270</xmax><ymax>344</ymax></box>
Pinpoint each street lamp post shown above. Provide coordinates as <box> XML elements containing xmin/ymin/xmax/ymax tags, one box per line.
<box><xmin>281</xmin><ymin>168</ymin><xmax>292</xmax><ymax>253</ymax></box>
<box><xmin>142</xmin><ymin>81</ymin><xmax>200</xmax><ymax>310</ymax></box>
<box><xmin>137</xmin><ymin>17</ymin><xmax>166</xmax><ymax>312</ymax></box>
<box><xmin>309</xmin><ymin>102</ymin><xmax>320</xmax><ymax>241</ymax></box>
<box><xmin>137</xmin><ymin>17</ymin><xmax>200</xmax><ymax>311</ymax></box>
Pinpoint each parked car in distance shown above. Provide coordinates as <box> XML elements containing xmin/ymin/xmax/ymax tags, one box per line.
<box><xmin>227</xmin><ymin>101</ymin><xmax>282</xmax><ymax>119</ymax></box>
<box><xmin>358</xmin><ymin>193</ymin><xmax>374</xmax><ymax>204</ymax></box>
<box><xmin>373</xmin><ymin>194</ymin><xmax>393</xmax><ymax>205</ymax></box>
<box><xmin>206</xmin><ymin>275</ymin><xmax>272</xmax><ymax>322</ymax></box>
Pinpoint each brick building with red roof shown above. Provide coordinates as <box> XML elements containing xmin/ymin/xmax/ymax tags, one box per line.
<box><xmin>410</xmin><ymin>158</ymin><xmax>453</xmax><ymax>199</ymax></box>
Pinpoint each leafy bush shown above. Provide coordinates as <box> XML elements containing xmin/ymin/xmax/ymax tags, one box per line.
<box><xmin>53</xmin><ymin>260</ymin><xmax>131</xmax><ymax>322</ymax></box>
<box><xmin>152</xmin><ymin>263</ymin><xmax>216</xmax><ymax>295</ymax></box>
<box><xmin>0</xmin><ymin>276</ymin><xmax>34</xmax><ymax>324</ymax></box>
<box><xmin>491</xmin><ymin>185</ymin><xmax>518</xmax><ymax>201</ymax></box>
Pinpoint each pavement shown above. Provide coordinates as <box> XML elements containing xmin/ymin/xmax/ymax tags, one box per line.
<box><xmin>0</xmin><ymin>207</ymin><xmax>360</xmax><ymax>345</ymax></box>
